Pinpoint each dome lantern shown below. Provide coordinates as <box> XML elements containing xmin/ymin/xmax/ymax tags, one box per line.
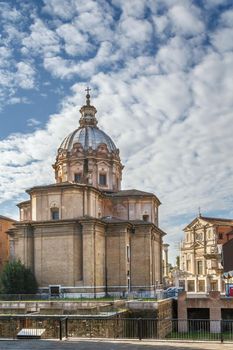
<box><xmin>79</xmin><ymin>87</ymin><xmax>98</xmax><ymax>127</ymax></box>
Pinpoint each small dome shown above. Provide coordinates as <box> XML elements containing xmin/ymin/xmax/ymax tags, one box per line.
<box><xmin>60</xmin><ymin>126</ymin><xmax>117</xmax><ymax>152</ymax></box>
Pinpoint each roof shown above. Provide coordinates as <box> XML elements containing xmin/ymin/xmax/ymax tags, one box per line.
<box><xmin>102</xmin><ymin>216</ymin><xmax>153</xmax><ymax>224</ymax></box>
<box><xmin>106</xmin><ymin>189</ymin><xmax>161</xmax><ymax>203</ymax></box>
<box><xmin>60</xmin><ymin>126</ymin><xmax>117</xmax><ymax>153</ymax></box>
<box><xmin>112</xmin><ymin>189</ymin><xmax>154</xmax><ymax>196</ymax></box>
<box><xmin>25</xmin><ymin>184</ymin><xmax>161</xmax><ymax>204</ymax></box>
<box><xmin>17</xmin><ymin>200</ymin><xmax>30</xmax><ymax>207</ymax></box>
<box><xmin>184</xmin><ymin>215</ymin><xmax>233</xmax><ymax>230</ymax></box>
<box><xmin>0</xmin><ymin>215</ymin><xmax>16</xmax><ymax>222</ymax></box>
<box><xmin>101</xmin><ymin>216</ymin><xmax>166</xmax><ymax>235</ymax></box>
<box><xmin>25</xmin><ymin>182</ymin><xmax>103</xmax><ymax>196</ymax></box>
<box><xmin>101</xmin><ymin>216</ymin><xmax>129</xmax><ymax>223</ymax></box>
<box><xmin>200</xmin><ymin>216</ymin><xmax>233</xmax><ymax>225</ymax></box>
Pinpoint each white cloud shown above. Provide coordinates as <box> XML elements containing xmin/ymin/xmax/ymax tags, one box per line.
<box><xmin>211</xmin><ymin>8</ymin><xmax>233</xmax><ymax>52</ymax></box>
<box><xmin>56</xmin><ymin>23</ymin><xmax>92</xmax><ymax>56</ymax></box>
<box><xmin>0</xmin><ymin>3</ymin><xmax>22</xmax><ymax>23</ymax></box>
<box><xmin>204</xmin><ymin>0</ymin><xmax>230</xmax><ymax>8</ymax></box>
<box><xmin>1</xmin><ymin>0</ymin><xmax>233</xmax><ymax>264</ymax></box>
<box><xmin>191</xmin><ymin>52</ymin><xmax>233</xmax><ymax>112</ymax></box>
<box><xmin>156</xmin><ymin>36</ymin><xmax>205</xmax><ymax>73</ymax></box>
<box><xmin>8</xmin><ymin>96</ymin><xmax>30</xmax><ymax>105</ymax></box>
<box><xmin>220</xmin><ymin>9</ymin><xmax>233</xmax><ymax>27</ymax></box>
<box><xmin>114</xmin><ymin>0</ymin><xmax>147</xmax><ymax>17</ymax></box>
<box><xmin>0</xmin><ymin>46</ymin><xmax>12</xmax><ymax>64</ymax></box>
<box><xmin>43</xmin><ymin>41</ymin><xmax>114</xmax><ymax>79</ymax></box>
<box><xmin>168</xmin><ymin>4</ymin><xmax>205</xmax><ymax>36</ymax></box>
<box><xmin>22</xmin><ymin>18</ymin><xmax>60</xmax><ymax>57</ymax></box>
<box><xmin>15</xmin><ymin>62</ymin><xmax>36</xmax><ymax>89</ymax></box>
<box><xmin>27</xmin><ymin>118</ymin><xmax>41</xmax><ymax>127</ymax></box>
<box><xmin>118</xmin><ymin>17</ymin><xmax>153</xmax><ymax>45</ymax></box>
<box><xmin>42</xmin><ymin>0</ymin><xmax>77</xmax><ymax>20</ymax></box>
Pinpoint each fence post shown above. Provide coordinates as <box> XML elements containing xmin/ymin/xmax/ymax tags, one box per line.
<box><xmin>138</xmin><ymin>318</ymin><xmax>142</xmax><ymax>340</ymax></box>
<box><xmin>221</xmin><ymin>320</ymin><xmax>224</xmax><ymax>343</ymax></box>
<box><xmin>59</xmin><ymin>319</ymin><xmax>62</xmax><ymax>340</ymax></box>
<box><xmin>65</xmin><ymin>317</ymin><xmax>68</xmax><ymax>338</ymax></box>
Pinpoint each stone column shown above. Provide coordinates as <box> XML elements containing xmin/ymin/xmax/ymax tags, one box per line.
<box><xmin>205</xmin><ymin>276</ymin><xmax>208</xmax><ymax>293</ymax></box>
<box><xmin>163</xmin><ymin>244</ymin><xmax>169</xmax><ymax>277</ymax></box>
<box><xmin>178</xmin><ymin>291</ymin><xmax>188</xmax><ymax>332</ymax></box>
<box><xmin>81</xmin><ymin>221</ymin><xmax>95</xmax><ymax>296</ymax></box>
<box><xmin>217</xmin><ymin>276</ymin><xmax>222</xmax><ymax>293</ymax></box>
<box><xmin>209</xmin><ymin>291</ymin><xmax>221</xmax><ymax>333</ymax></box>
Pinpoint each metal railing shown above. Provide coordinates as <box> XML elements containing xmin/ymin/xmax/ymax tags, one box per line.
<box><xmin>0</xmin><ymin>317</ymin><xmax>233</xmax><ymax>342</ymax></box>
<box><xmin>0</xmin><ymin>292</ymin><xmax>169</xmax><ymax>301</ymax></box>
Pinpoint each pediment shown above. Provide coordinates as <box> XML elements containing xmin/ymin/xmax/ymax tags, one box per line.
<box><xmin>71</xmin><ymin>161</ymin><xmax>83</xmax><ymax>166</ymax></box>
<box><xmin>97</xmin><ymin>160</ymin><xmax>110</xmax><ymax>167</ymax></box>
<box><xmin>97</xmin><ymin>143</ymin><xmax>108</xmax><ymax>151</ymax></box>
<box><xmin>184</xmin><ymin>217</ymin><xmax>210</xmax><ymax>231</ymax></box>
<box><xmin>193</xmin><ymin>222</ymin><xmax>203</xmax><ymax>229</ymax></box>
<box><xmin>190</xmin><ymin>241</ymin><xmax>204</xmax><ymax>249</ymax></box>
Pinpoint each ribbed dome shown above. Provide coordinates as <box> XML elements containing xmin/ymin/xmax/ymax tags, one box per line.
<box><xmin>60</xmin><ymin>126</ymin><xmax>117</xmax><ymax>152</ymax></box>
<box><xmin>54</xmin><ymin>90</ymin><xmax>123</xmax><ymax>190</ymax></box>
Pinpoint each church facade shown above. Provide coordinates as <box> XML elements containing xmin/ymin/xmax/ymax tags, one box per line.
<box><xmin>179</xmin><ymin>215</ymin><xmax>233</xmax><ymax>294</ymax></box>
<box><xmin>8</xmin><ymin>91</ymin><xmax>165</xmax><ymax>297</ymax></box>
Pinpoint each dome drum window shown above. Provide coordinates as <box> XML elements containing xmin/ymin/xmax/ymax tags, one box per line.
<box><xmin>74</xmin><ymin>173</ymin><xmax>82</xmax><ymax>183</ymax></box>
<box><xmin>143</xmin><ymin>214</ymin><xmax>149</xmax><ymax>222</ymax></box>
<box><xmin>99</xmin><ymin>173</ymin><xmax>107</xmax><ymax>186</ymax></box>
<box><xmin>51</xmin><ymin>208</ymin><xmax>59</xmax><ymax>220</ymax></box>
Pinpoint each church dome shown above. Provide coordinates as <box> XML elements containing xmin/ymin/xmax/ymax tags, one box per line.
<box><xmin>59</xmin><ymin>88</ymin><xmax>117</xmax><ymax>153</ymax></box>
<box><xmin>60</xmin><ymin>126</ymin><xmax>117</xmax><ymax>152</ymax></box>
<box><xmin>54</xmin><ymin>88</ymin><xmax>123</xmax><ymax>191</ymax></box>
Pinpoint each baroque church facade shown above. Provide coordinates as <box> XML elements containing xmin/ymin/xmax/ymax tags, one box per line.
<box><xmin>9</xmin><ymin>91</ymin><xmax>165</xmax><ymax>297</ymax></box>
<box><xmin>179</xmin><ymin>215</ymin><xmax>232</xmax><ymax>294</ymax></box>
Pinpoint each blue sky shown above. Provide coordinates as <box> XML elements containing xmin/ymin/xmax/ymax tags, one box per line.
<box><xmin>1</xmin><ymin>0</ymin><xmax>233</xmax><ymax>262</ymax></box>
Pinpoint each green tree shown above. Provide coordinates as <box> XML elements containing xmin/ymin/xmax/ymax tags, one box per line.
<box><xmin>176</xmin><ymin>256</ymin><xmax>180</xmax><ymax>269</ymax></box>
<box><xmin>0</xmin><ymin>260</ymin><xmax>38</xmax><ymax>294</ymax></box>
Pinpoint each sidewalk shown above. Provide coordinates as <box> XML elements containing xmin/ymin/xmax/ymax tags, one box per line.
<box><xmin>1</xmin><ymin>339</ymin><xmax>233</xmax><ymax>350</ymax></box>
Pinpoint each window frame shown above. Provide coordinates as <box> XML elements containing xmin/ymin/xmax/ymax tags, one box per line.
<box><xmin>197</xmin><ymin>260</ymin><xmax>203</xmax><ymax>275</ymax></box>
<box><xmin>99</xmin><ymin>173</ymin><xmax>107</xmax><ymax>186</ymax></box>
<box><xmin>187</xmin><ymin>280</ymin><xmax>195</xmax><ymax>292</ymax></box>
<box><xmin>51</xmin><ymin>208</ymin><xmax>59</xmax><ymax>220</ymax></box>
<box><xmin>74</xmin><ymin>173</ymin><xmax>82</xmax><ymax>183</ymax></box>
<box><xmin>142</xmin><ymin>214</ymin><xmax>149</xmax><ymax>222</ymax></box>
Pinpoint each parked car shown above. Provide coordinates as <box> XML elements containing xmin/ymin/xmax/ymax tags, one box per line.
<box><xmin>165</xmin><ymin>287</ymin><xmax>183</xmax><ymax>297</ymax></box>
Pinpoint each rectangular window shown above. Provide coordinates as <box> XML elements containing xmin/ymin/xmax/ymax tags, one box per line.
<box><xmin>218</xmin><ymin>233</ymin><xmax>223</xmax><ymax>240</ymax></box>
<box><xmin>142</xmin><ymin>214</ymin><xmax>149</xmax><ymax>222</ymax></box>
<box><xmin>210</xmin><ymin>281</ymin><xmax>218</xmax><ymax>291</ymax></box>
<box><xmin>187</xmin><ymin>280</ymin><xmax>195</xmax><ymax>292</ymax></box>
<box><xmin>186</xmin><ymin>260</ymin><xmax>191</xmax><ymax>272</ymax></box>
<box><xmin>51</xmin><ymin>209</ymin><xmax>59</xmax><ymax>220</ymax></box>
<box><xmin>198</xmin><ymin>280</ymin><xmax>205</xmax><ymax>292</ymax></box>
<box><xmin>99</xmin><ymin>174</ymin><xmax>107</xmax><ymax>186</ymax></box>
<box><xmin>197</xmin><ymin>260</ymin><xmax>203</xmax><ymax>275</ymax></box>
<box><xmin>74</xmin><ymin>173</ymin><xmax>82</xmax><ymax>183</ymax></box>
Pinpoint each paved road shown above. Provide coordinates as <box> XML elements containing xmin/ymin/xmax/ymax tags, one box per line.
<box><xmin>1</xmin><ymin>339</ymin><xmax>233</xmax><ymax>350</ymax></box>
